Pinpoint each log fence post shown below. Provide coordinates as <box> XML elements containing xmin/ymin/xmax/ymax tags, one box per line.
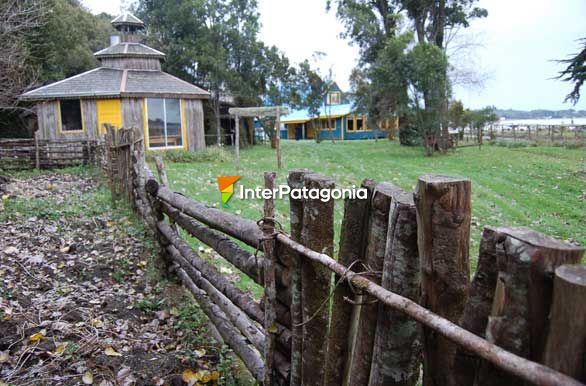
<box><xmin>323</xmin><ymin>179</ymin><xmax>373</xmax><ymax>386</ymax></box>
<box><xmin>475</xmin><ymin>228</ymin><xmax>584</xmax><ymax>386</ymax></box>
<box><xmin>287</xmin><ymin>169</ymin><xmax>309</xmax><ymax>386</ymax></box>
<box><xmin>543</xmin><ymin>264</ymin><xmax>586</xmax><ymax>381</ymax></box>
<box><xmin>300</xmin><ymin>173</ymin><xmax>335</xmax><ymax>386</ymax></box>
<box><xmin>454</xmin><ymin>227</ymin><xmax>501</xmax><ymax>385</ymax></box>
<box><xmin>415</xmin><ymin>174</ymin><xmax>471</xmax><ymax>386</ymax></box>
<box><xmin>369</xmin><ymin>190</ymin><xmax>421</xmax><ymax>386</ymax></box>
<box><xmin>262</xmin><ymin>171</ymin><xmax>278</xmax><ymax>385</ymax></box>
<box><xmin>347</xmin><ymin>182</ymin><xmax>401</xmax><ymax>386</ymax></box>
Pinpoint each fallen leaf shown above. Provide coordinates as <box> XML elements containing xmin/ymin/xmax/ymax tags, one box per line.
<box><xmin>92</xmin><ymin>319</ymin><xmax>104</xmax><ymax>328</ymax></box>
<box><xmin>3</xmin><ymin>246</ymin><xmax>18</xmax><ymax>256</ymax></box>
<box><xmin>55</xmin><ymin>344</ymin><xmax>67</xmax><ymax>356</ymax></box>
<box><xmin>82</xmin><ymin>370</ymin><xmax>94</xmax><ymax>384</ymax></box>
<box><xmin>194</xmin><ymin>349</ymin><xmax>206</xmax><ymax>358</ymax></box>
<box><xmin>0</xmin><ymin>351</ymin><xmax>9</xmax><ymax>364</ymax></box>
<box><xmin>29</xmin><ymin>332</ymin><xmax>44</xmax><ymax>343</ymax></box>
<box><xmin>104</xmin><ymin>347</ymin><xmax>122</xmax><ymax>357</ymax></box>
<box><xmin>182</xmin><ymin>369</ymin><xmax>199</xmax><ymax>385</ymax></box>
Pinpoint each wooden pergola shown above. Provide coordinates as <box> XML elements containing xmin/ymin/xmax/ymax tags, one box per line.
<box><xmin>228</xmin><ymin>106</ymin><xmax>289</xmax><ymax>169</ymax></box>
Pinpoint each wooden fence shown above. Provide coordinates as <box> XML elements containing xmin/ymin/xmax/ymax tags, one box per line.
<box><xmin>0</xmin><ymin>137</ymin><xmax>99</xmax><ymax>170</ymax></box>
<box><xmin>456</xmin><ymin>124</ymin><xmax>586</xmax><ymax>148</ymax></box>
<box><xmin>104</xmin><ymin>131</ymin><xmax>586</xmax><ymax>386</ymax></box>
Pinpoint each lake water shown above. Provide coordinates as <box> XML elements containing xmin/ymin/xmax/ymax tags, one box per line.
<box><xmin>498</xmin><ymin>117</ymin><xmax>586</xmax><ymax>126</ymax></box>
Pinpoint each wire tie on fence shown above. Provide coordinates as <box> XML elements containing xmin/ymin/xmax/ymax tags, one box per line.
<box><xmin>293</xmin><ymin>259</ymin><xmax>363</xmax><ymax>327</ymax></box>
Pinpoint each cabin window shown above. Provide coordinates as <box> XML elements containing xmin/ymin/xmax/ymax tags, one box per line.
<box><xmin>347</xmin><ymin>116</ymin><xmax>354</xmax><ymax>131</ymax></box>
<box><xmin>347</xmin><ymin>115</ymin><xmax>369</xmax><ymax>131</ymax></box>
<box><xmin>60</xmin><ymin>100</ymin><xmax>83</xmax><ymax>132</ymax></box>
<box><xmin>319</xmin><ymin>118</ymin><xmax>335</xmax><ymax>131</ymax></box>
<box><xmin>147</xmin><ymin>98</ymin><xmax>183</xmax><ymax>148</ymax></box>
<box><xmin>327</xmin><ymin>92</ymin><xmax>341</xmax><ymax>105</ymax></box>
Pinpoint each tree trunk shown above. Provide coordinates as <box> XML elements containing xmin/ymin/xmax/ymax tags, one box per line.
<box><xmin>415</xmin><ymin>175</ymin><xmax>471</xmax><ymax>386</ymax></box>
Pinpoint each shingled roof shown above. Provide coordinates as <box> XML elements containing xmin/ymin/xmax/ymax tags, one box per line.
<box><xmin>111</xmin><ymin>13</ymin><xmax>144</xmax><ymax>28</ymax></box>
<box><xmin>94</xmin><ymin>42</ymin><xmax>165</xmax><ymax>60</ymax></box>
<box><xmin>20</xmin><ymin>68</ymin><xmax>209</xmax><ymax>101</ymax></box>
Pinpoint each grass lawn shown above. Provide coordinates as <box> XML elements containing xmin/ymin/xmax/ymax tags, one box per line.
<box><xmin>156</xmin><ymin>140</ymin><xmax>585</xmax><ymax>291</ymax></box>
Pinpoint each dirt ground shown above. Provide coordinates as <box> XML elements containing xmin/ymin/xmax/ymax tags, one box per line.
<box><xmin>0</xmin><ymin>172</ymin><xmax>227</xmax><ymax>386</ymax></box>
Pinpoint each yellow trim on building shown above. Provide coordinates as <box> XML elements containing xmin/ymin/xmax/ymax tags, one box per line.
<box><xmin>346</xmin><ymin>114</ymin><xmax>372</xmax><ymax>132</ymax></box>
<box><xmin>57</xmin><ymin>100</ymin><xmax>85</xmax><ymax>134</ymax></box>
<box><xmin>144</xmin><ymin>97</ymin><xmax>188</xmax><ymax>151</ymax></box>
<box><xmin>96</xmin><ymin>99</ymin><xmax>122</xmax><ymax>135</ymax></box>
<box><xmin>143</xmin><ymin>98</ymin><xmax>150</xmax><ymax>149</ymax></box>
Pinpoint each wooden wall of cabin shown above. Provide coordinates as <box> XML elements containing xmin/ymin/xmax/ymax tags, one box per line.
<box><xmin>121</xmin><ymin>98</ymin><xmax>144</xmax><ymax>139</ymax></box>
<box><xmin>36</xmin><ymin>99</ymin><xmax>99</xmax><ymax>140</ymax></box>
<box><xmin>183</xmin><ymin>99</ymin><xmax>205</xmax><ymax>151</ymax></box>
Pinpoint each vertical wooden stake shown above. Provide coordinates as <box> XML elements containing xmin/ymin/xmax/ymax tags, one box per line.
<box><xmin>235</xmin><ymin>114</ymin><xmax>240</xmax><ymax>170</ymax></box>
<box><xmin>369</xmin><ymin>190</ymin><xmax>421</xmax><ymax>386</ymax></box>
<box><xmin>323</xmin><ymin>179</ymin><xmax>373</xmax><ymax>386</ymax></box>
<box><xmin>543</xmin><ymin>264</ymin><xmax>586</xmax><ymax>381</ymax></box>
<box><xmin>454</xmin><ymin>227</ymin><xmax>502</xmax><ymax>386</ymax></box>
<box><xmin>475</xmin><ymin>229</ymin><xmax>584</xmax><ymax>386</ymax></box>
<box><xmin>276</xmin><ymin>107</ymin><xmax>282</xmax><ymax>169</ymax></box>
<box><xmin>262</xmin><ymin>171</ymin><xmax>278</xmax><ymax>386</ymax></box>
<box><xmin>154</xmin><ymin>155</ymin><xmax>169</xmax><ymax>186</ymax></box>
<box><xmin>287</xmin><ymin>169</ymin><xmax>309</xmax><ymax>386</ymax></box>
<box><xmin>34</xmin><ymin>130</ymin><xmax>40</xmax><ymax>170</ymax></box>
<box><xmin>415</xmin><ymin>174</ymin><xmax>471</xmax><ymax>386</ymax></box>
<box><xmin>300</xmin><ymin>173</ymin><xmax>335</xmax><ymax>386</ymax></box>
<box><xmin>348</xmin><ymin>182</ymin><xmax>400</xmax><ymax>386</ymax></box>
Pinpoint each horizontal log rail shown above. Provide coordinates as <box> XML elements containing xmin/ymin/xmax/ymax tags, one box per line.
<box><xmin>156</xmin><ymin>221</ymin><xmax>292</xmax><ymax>348</ymax></box>
<box><xmin>275</xmin><ymin>233</ymin><xmax>584</xmax><ymax>386</ymax></box>
<box><xmin>146</xmin><ymin>180</ymin><xmax>263</xmax><ymax>248</ymax></box>
<box><xmin>160</xmin><ymin>201</ymin><xmax>291</xmax><ymax>288</ymax></box>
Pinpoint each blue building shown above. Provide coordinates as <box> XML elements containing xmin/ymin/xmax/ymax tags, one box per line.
<box><xmin>280</xmin><ymin>87</ymin><xmax>397</xmax><ymax>140</ymax></box>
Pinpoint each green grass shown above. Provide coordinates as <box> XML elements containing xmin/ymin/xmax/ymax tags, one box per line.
<box><xmin>156</xmin><ymin>140</ymin><xmax>585</xmax><ymax>289</ymax></box>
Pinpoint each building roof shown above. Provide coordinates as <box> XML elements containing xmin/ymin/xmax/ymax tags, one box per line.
<box><xmin>281</xmin><ymin>103</ymin><xmax>354</xmax><ymax>123</ymax></box>
<box><xmin>20</xmin><ymin>67</ymin><xmax>209</xmax><ymax>101</ymax></box>
<box><xmin>94</xmin><ymin>42</ymin><xmax>166</xmax><ymax>60</ymax></box>
<box><xmin>111</xmin><ymin>13</ymin><xmax>144</xmax><ymax>28</ymax></box>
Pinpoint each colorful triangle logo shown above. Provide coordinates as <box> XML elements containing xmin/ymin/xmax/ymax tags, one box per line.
<box><xmin>217</xmin><ymin>176</ymin><xmax>240</xmax><ymax>208</ymax></box>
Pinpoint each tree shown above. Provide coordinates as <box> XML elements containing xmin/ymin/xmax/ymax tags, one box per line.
<box><xmin>1</xmin><ymin>0</ymin><xmax>114</xmax><ymax>137</ymax></box>
<box><xmin>558</xmin><ymin>38</ymin><xmax>586</xmax><ymax>104</ymax></box>
<box><xmin>135</xmin><ymin>0</ymin><xmax>298</xmax><ymax>146</ymax></box>
<box><xmin>449</xmin><ymin>100</ymin><xmax>465</xmax><ymax>139</ymax></box>
<box><xmin>404</xmin><ymin>42</ymin><xmax>450</xmax><ymax>155</ymax></box>
<box><xmin>330</xmin><ymin>0</ymin><xmax>487</xmax><ymax>153</ymax></box>
<box><xmin>0</xmin><ymin>0</ymin><xmax>45</xmax><ymax>113</ymax></box>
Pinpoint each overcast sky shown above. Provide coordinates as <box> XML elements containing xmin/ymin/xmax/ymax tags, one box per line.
<box><xmin>82</xmin><ymin>0</ymin><xmax>586</xmax><ymax>110</ymax></box>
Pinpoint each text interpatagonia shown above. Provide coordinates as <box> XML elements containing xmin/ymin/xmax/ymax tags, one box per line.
<box><xmin>238</xmin><ymin>184</ymin><xmax>368</xmax><ymax>202</ymax></box>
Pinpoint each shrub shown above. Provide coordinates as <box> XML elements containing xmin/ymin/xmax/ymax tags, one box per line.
<box><xmin>146</xmin><ymin>147</ymin><xmax>231</xmax><ymax>163</ymax></box>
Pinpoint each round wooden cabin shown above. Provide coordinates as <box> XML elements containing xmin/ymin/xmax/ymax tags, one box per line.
<box><xmin>20</xmin><ymin>13</ymin><xmax>208</xmax><ymax>151</ymax></box>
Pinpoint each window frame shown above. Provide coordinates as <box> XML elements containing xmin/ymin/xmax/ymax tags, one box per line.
<box><xmin>58</xmin><ymin>99</ymin><xmax>85</xmax><ymax>134</ymax></box>
<box><xmin>145</xmin><ymin>98</ymin><xmax>185</xmax><ymax>150</ymax></box>
<box><xmin>318</xmin><ymin>117</ymin><xmax>336</xmax><ymax>131</ymax></box>
<box><xmin>327</xmin><ymin>92</ymin><xmax>341</xmax><ymax>105</ymax></box>
<box><xmin>346</xmin><ymin>114</ymin><xmax>371</xmax><ymax>132</ymax></box>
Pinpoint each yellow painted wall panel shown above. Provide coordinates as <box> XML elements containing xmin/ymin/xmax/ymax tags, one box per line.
<box><xmin>97</xmin><ymin>99</ymin><xmax>122</xmax><ymax>135</ymax></box>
